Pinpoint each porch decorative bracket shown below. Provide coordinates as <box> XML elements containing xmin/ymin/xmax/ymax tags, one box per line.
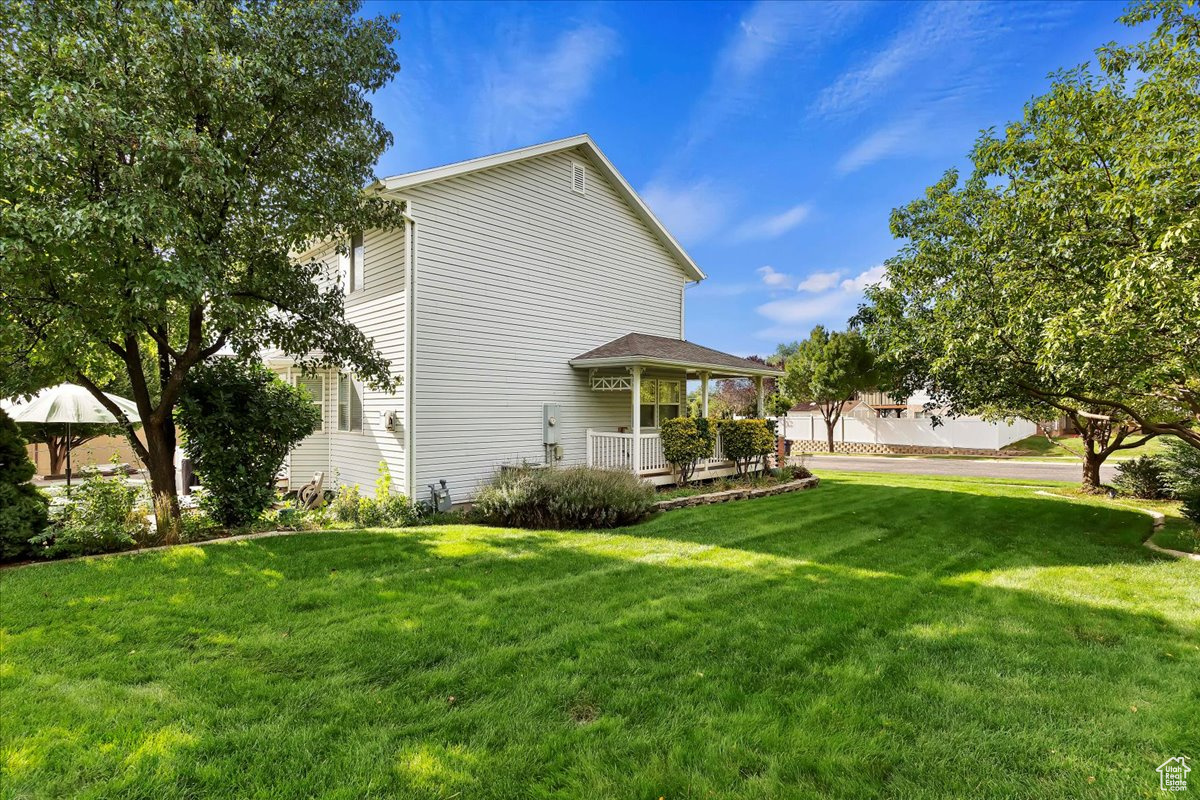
<box><xmin>590</xmin><ymin>374</ymin><xmax>632</xmax><ymax>391</ymax></box>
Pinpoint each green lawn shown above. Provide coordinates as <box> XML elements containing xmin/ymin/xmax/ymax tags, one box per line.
<box><xmin>2</xmin><ymin>473</ymin><xmax>1197</xmax><ymax>799</ymax></box>
<box><xmin>1000</xmin><ymin>433</ymin><xmax>1181</xmax><ymax>461</ymax></box>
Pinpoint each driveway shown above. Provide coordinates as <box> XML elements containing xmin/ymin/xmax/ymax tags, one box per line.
<box><xmin>801</xmin><ymin>455</ymin><xmax>1114</xmax><ymax>484</ymax></box>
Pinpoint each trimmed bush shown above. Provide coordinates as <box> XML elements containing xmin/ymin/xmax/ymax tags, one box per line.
<box><xmin>1113</xmin><ymin>455</ymin><xmax>1167</xmax><ymax>499</ymax></box>
<box><xmin>0</xmin><ymin>408</ymin><xmax>49</xmax><ymax>560</ymax></box>
<box><xmin>1160</xmin><ymin>440</ymin><xmax>1200</xmax><ymax>525</ymax></box>
<box><xmin>660</xmin><ymin>416</ymin><xmax>714</xmax><ymax>484</ymax></box>
<box><xmin>178</xmin><ymin>359</ymin><xmax>320</xmax><ymax>528</ymax></box>
<box><xmin>718</xmin><ymin>418</ymin><xmax>775</xmax><ymax>476</ymax></box>
<box><xmin>474</xmin><ymin>466</ymin><xmax>655</xmax><ymax>529</ymax></box>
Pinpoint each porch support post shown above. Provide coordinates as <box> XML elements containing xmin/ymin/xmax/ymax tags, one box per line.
<box><xmin>700</xmin><ymin>371</ymin><xmax>710</xmax><ymax>418</ymax></box>
<box><xmin>755</xmin><ymin>376</ymin><xmax>765</xmax><ymax>417</ymax></box>
<box><xmin>630</xmin><ymin>366</ymin><xmax>642</xmax><ymax>476</ymax></box>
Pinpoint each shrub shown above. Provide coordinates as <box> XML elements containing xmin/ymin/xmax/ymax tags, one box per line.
<box><xmin>33</xmin><ymin>472</ymin><xmax>149</xmax><ymax>558</ymax></box>
<box><xmin>0</xmin><ymin>408</ymin><xmax>49</xmax><ymax>560</ymax></box>
<box><xmin>790</xmin><ymin>464</ymin><xmax>814</xmax><ymax>480</ymax></box>
<box><xmin>474</xmin><ymin>466</ymin><xmax>654</xmax><ymax>529</ymax></box>
<box><xmin>1160</xmin><ymin>440</ymin><xmax>1200</xmax><ymax>524</ymax></box>
<box><xmin>325</xmin><ymin>463</ymin><xmax>421</xmax><ymax>527</ymax></box>
<box><xmin>659</xmin><ymin>417</ymin><xmax>714</xmax><ymax>484</ymax></box>
<box><xmin>1113</xmin><ymin>455</ymin><xmax>1168</xmax><ymax>499</ymax></box>
<box><xmin>177</xmin><ymin>359</ymin><xmax>320</xmax><ymax>528</ymax></box>
<box><xmin>718</xmin><ymin>419</ymin><xmax>775</xmax><ymax>476</ymax></box>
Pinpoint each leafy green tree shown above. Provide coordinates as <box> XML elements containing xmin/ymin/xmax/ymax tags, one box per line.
<box><xmin>0</xmin><ymin>408</ymin><xmax>49</xmax><ymax>560</ymax></box>
<box><xmin>783</xmin><ymin>326</ymin><xmax>878</xmax><ymax>453</ymax></box>
<box><xmin>857</xmin><ymin>2</ymin><xmax>1198</xmax><ymax>489</ymax></box>
<box><xmin>0</xmin><ymin>1</ymin><xmax>404</xmax><ymax>535</ymax></box>
<box><xmin>177</xmin><ymin>359</ymin><xmax>320</xmax><ymax>529</ymax></box>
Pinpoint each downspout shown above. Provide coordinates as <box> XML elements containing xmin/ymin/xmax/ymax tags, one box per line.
<box><xmin>402</xmin><ymin>203</ymin><xmax>418</xmax><ymax>499</ymax></box>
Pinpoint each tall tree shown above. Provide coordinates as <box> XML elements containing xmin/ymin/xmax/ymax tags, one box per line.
<box><xmin>856</xmin><ymin>1</ymin><xmax>1199</xmax><ymax>489</ymax></box>
<box><xmin>783</xmin><ymin>326</ymin><xmax>878</xmax><ymax>452</ymax></box>
<box><xmin>1</xmin><ymin>1</ymin><xmax>405</xmax><ymax>534</ymax></box>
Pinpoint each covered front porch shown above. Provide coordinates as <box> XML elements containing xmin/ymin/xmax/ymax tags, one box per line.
<box><xmin>570</xmin><ymin>333</ymin><xmax>783</xmax><ymax>486</ymax></box>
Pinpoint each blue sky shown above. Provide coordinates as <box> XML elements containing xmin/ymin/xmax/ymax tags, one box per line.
<box><xmin>367</xmin><ymin>0</ymin><xmax>1136</xmax><ymax>356</ymax></box>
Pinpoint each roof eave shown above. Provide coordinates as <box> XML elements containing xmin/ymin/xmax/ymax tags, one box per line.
<box><xmin>568</xmin><ymin>355</ymin><xmax>782</xmax><ymax>378</ymax></box>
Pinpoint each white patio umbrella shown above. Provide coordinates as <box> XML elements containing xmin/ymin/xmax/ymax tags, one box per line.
<box><xmin>2</xmin><ymin>383</ymin><xmax>141</xmax><ymax>487</ymax></box>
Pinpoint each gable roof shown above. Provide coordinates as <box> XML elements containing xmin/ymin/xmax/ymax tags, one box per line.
<box><xmin>570</xmin><ymin>333</ymin><xmax>781</xmax><ymax>377</ymax></box>
<box><xmin>374</xmin><ymin>134</ymin><xmax>706</xmax><ymax>282</ymax></box>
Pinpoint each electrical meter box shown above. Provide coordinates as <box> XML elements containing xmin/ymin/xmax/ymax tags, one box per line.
<box><xmin>543</xmin><ymin>403</ymin><xmax>561</xmax><ymax>445</ymax></box>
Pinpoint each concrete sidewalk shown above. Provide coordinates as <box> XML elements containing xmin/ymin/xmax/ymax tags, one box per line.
<box><xmin>799</xmin><ymin>454</ymin><xmax>1111</xmax><ymax>483</ymax></box>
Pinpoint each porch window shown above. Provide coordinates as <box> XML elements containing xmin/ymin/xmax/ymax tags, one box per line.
<box><xmin>338</xmin><ymin>373</ymin><xmax>362</xmax><ymax>432</ymax></box>
<box><xmin>638</xmin><ymin>379</ymin><xmax>683</xmax><ymax>428</ymax></box>
<box><xmin>297</xmin><ymin>375</ymin><xmax>324</xmax><ymax>433</ymax></box>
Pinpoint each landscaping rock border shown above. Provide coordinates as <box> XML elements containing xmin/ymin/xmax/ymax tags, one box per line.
<box><xmin>655</xmin><ymin>476</ymin><xmax>820</xmax><ymax>511</ymax></box>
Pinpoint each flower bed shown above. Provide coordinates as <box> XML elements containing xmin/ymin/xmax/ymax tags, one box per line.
<box><xmin>655</xmin><ymin>475</ymin><xmax>820</xmax><ymax>511</ymax></box>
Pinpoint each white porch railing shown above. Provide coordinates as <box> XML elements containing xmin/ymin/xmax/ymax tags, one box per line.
<box><xmin>586</xmin><ymin>429</ymin><xmax>726</xmax><ymax>475</ymax></box>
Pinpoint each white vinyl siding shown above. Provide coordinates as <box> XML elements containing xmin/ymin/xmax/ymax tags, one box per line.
<box><xmin>406</xmin><ymin>147</ymin><xmax>690</xmax><ymax>499</ymax></box>
<box><xmin>287</xmin><ymin>226</ymin><xmax>408</xmax><ymax>493</ymax></box>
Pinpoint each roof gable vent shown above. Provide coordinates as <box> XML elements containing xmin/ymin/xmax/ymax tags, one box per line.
<box><xmin>571</xmin><ymin>161</ymin><xmax>586</xmax><ymax>194</ymax></box>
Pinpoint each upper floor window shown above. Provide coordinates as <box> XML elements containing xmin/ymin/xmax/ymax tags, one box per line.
<box><xmin>338</xmin><ymin>373</ymin><xmax>362</xmax><ymax>432</ymax></box>
<box><xmin>342</xmin><ymin>233</ymin><xmax>364</xmax><ymax>294</ymax></box>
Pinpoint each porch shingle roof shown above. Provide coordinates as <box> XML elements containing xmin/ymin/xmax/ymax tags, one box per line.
<box><xmin>570</xmin><ymin>333</ymin><xmax>782</xmax><ymax>377</ymax></box>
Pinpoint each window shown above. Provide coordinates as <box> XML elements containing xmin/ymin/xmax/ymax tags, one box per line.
<box><xmin>638</xmin><ymin>379</ymin><xmax>683</xmax><ymax>428</ymax></box>
<box><xmin>341</xmin><ymin>233</ymin><xmax>364</xmax><ymax>294</ymax></box>
<box><xmin>338</xmin><ymin>373</ymin><xmax>362</xmax><ymax>432</ymax></box>
<box><xmin>297</xmin><ymin>375</ymin><xmax>324</xmax><ymax>434</ymax></box>
<box><xmin>350</xmin><ymin>232</ymin><xmax>364</xmax><ymax>293</ymax></box>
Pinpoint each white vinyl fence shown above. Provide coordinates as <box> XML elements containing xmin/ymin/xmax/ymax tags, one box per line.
<box><xmin>781</xmin><ymin>415</ymin><xmax>1037</xmax><ymax>451</ymax></box>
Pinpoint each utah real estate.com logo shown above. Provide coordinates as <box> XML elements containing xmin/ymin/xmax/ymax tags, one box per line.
<box><xmin>1158</xmin><ymin>756</ymin><xmax>1190</xmax><ymax>792</ymax></box>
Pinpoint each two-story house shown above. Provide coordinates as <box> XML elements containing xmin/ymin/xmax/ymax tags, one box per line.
<box><xmin>267</xmin><ymin>134</ymin><xmax>780</xmax><ymax>503</ymax></box>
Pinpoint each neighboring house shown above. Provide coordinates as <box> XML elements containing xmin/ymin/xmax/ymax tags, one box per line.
<box><xmin>267</xmin><ymin>135</ymin><xmax>780</xmax><ymax>502</ymax></box>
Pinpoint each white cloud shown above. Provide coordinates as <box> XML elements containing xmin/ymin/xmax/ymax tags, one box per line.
<box><xmin>840</xmin><ymin>264</ymin><xmax>889</xmax><ymax>292</ymax></box>
<box><xmin>641</xmin><ymin>180</ymin><xmax>728</xmax><ymax>243</ymax></box>
<box><xmin>757</xmin><ymin>293</ymin><xmax>843</xmax><ymax>326</ymax></box>
<box><xmin>797</xmin><ymin>270</ymin><xmax>844</xmax><ymax>292</ymax></box>
<box><xmin>756</xmin><ymin>265</ymin><xmax>794</xmax><ymax>289</ymax></box>
<box><xmin>813</xmin><ymin>2</ymin><xmax>983</xmax><ymax>119</ymax></box>
<box><xmin>835</xmin><ymin>116</ymin><xmax>930</xmax><ymax>174</ymax></box>
<box><xmin>478</xmin><ymin>23</ymin><xmax>619</xmax><ymax>148</ymax></box>
<box><xmin>754</xmin><ymin>264</ymin><xmax>890</xmax><ymax>338</ymax></box>
<box><xmin>733</xmin><ymin>204</ymin><xmax>812</xmax><ymax>241</ymax></box>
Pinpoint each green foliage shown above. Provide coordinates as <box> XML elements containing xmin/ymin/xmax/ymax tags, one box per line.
<box><xmin>783</xmin><ymin>326</ymin><xmax>878</xmax><ymax>451</ymax></box>
<box><xmin>0</xmin><ymin>409</ymin><xmax>49</xmax><ymax>560</ymax></box>
<box><xmin>718</xmin><ymin>419</ymin><xmax>776</xmax><ymax>476</ymax></box>
<box><xmin>177</xmin><ymin>360</ymin><xmax>320</xmax><ymax>528</ymax></box>
<box><xmin>857</xmin><ymin>4</ymin><xmax>1200</xmax><ymax>454</ymax></box>
<box><xmin>473</xmin><ymin>467</ymin><xmax>655</xmax><ymax>530</ymax></box>
<box><xmin>659</xmin><ymin>417</ymin><xmax>714</xmax><ymax>484</ymax></box>
<box><xmin>0</xmin><ymin>0</ymin><xmax>406</xmax><ymax>531</ymax></box>
<box><xmin>1160</xmin><ymin>439</ymin><xmax>1200</xmax><ymax>524</ymax></box>
<box><xmin>33</xmin><ymin>472</ymin><xmax>149</xmax><ymax>558</ymax></box>
<box><xmin>325</xmin><ymin>463</ymin><xmax>420</xmax><ymax>527</ymax></box>
<box><xmin>1113</xmin><ymin>456</ymin><xmax>1168</xmax><ymax>499</ymax></box>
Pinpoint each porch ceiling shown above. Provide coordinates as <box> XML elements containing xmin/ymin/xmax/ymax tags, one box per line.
<box><xmin>569</xmin><ymin>332</ymin><xmax>782</xmax><ymax>379</ymax></box>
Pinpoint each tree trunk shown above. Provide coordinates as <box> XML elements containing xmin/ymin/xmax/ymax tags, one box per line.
<box><xmin>825</xmin><ymin>419</ymin><xmax>836</xmax><ymax>453</ymax></box>
<box><xmin>1081</xmin><ymin>449</ymin><xmax>1105</xmax><ymax>492</ymax></box>
<box><xmin>47</xmin><ymin>436</ymin><xmax>65</xmax><ymax>475</ymax></box>
<box><xmin>143</xmin><ymin>416</ymin><xmax>181</xmax><ymax>542</ymax></box>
